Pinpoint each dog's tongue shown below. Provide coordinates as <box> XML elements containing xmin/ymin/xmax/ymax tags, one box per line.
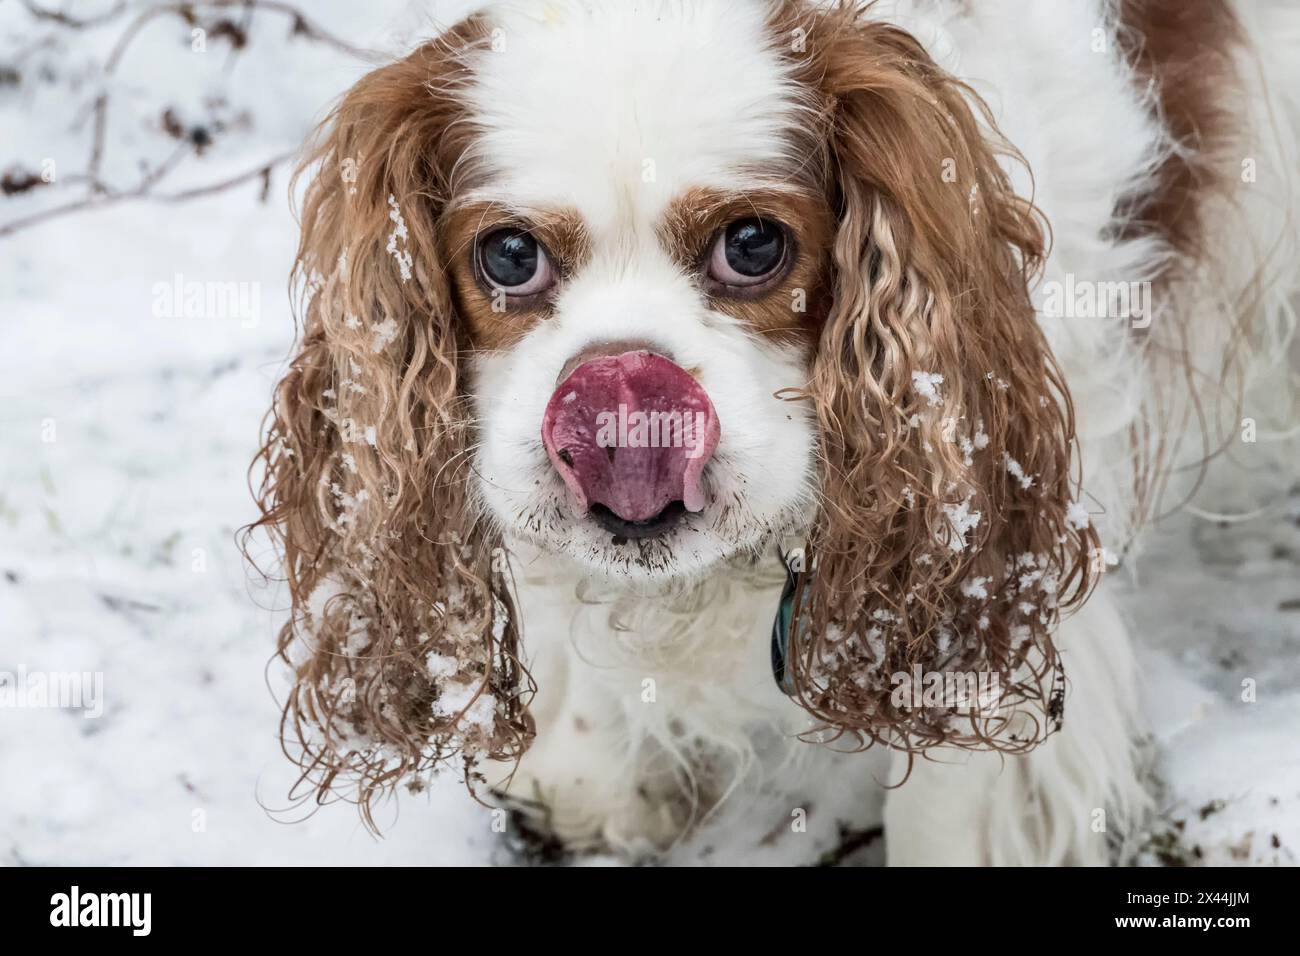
<box><xmin>542</xmin><ymin>351</ymin><xmax>719</xmax><ymax>522</ymax></box>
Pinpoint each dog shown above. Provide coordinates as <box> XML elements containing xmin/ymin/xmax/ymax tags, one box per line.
<box><xmin>251</xmin><ymin>0</ymin><xmax>1299</xmax><ymax>864</ymax></box>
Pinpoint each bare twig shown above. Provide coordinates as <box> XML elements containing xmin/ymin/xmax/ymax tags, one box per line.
<box><xmin>11</xmin><ymin>34</ymin><xmax>59</xmax><ymax>66</ymax></box>
<box><xmin>0</xmin><ymin>148</ymin><xmax>295</xmax><ymax>238</ymax></box>
<box><xmin>19</xmin><ymin>0</ymin><xmax>128</xmax><ymax>30</ymax></box>
<box><xmin>214</xmin><ymin>0</ymin><xmax>385</xmax><ymax>63</ymax></box>
<box><xmin>155</xmin><ymin>147</ymin><xmax>295</xmax><ymax>202</ymax></box>
<box><xmin>3</xmin><ymin>0</ymin><xmax>381</xmax><ymax>239</ymax></box>
<box><xmin>98</xmin><ymin>1</ymin><xmax>382</xmax><ymax>74</ymax></box>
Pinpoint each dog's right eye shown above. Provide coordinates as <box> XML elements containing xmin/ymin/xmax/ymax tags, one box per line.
<box><xmin>478</xmin><ymin>228</ymin><xmax>555</xmax><ymax>296</ymax></box>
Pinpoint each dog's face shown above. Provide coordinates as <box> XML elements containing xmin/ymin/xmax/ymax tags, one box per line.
<box><xmin>256</xmin><ymin>0</ymin><xmax>1101</xmax><ymax>812</ymax></box>
<box><xmin>461</xmin><ymin>3</ymin><xmax>829</xmax><ymax>579</ymax></box>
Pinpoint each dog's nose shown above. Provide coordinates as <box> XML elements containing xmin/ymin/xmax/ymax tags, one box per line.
<box><xmin>541</xmin><ymin>347</ymin><xmax>720</xmax><ymax>530</ymax></box>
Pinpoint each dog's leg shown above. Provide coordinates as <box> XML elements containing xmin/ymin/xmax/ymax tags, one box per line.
<box><xmin>490</xmin><ymin>631</ymin><xmax>668</xmax><ymax>854</ymax></box>
<box><xmin>488</xmin><ymin>598</ymin><xmax>720</xmax><ymax>856</ymax></box>
<box><xmin>884</xmin><ymin>587</ymin><xmax>1150</xmax><ymax>865</ymax></box>
<box><xmin>882</xmin><ymin>746</ymin><xmax>1002</xmax><ymax>864</ymax></box>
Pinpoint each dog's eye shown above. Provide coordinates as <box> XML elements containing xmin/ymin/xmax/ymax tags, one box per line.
<box><xmin>707</xmin><ymin>218</ymin><xmax>787</xmax><ymax>288</ymax></box>
<box><xmin>478</xmin><ymin>228</ymin><xmax>554</xmax><ymax>295</ymax></box>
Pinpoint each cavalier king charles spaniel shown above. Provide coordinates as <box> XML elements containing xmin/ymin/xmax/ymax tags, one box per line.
<box><xmin>252</xmin><ymin>0</ymin><xmax>1299</xmax><ymax>864</ymax></box>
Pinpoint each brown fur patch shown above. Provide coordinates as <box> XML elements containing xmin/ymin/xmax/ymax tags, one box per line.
<box><xmin>247</xmin><ymin>14</ymin><xmax>538</xmax><ymax>831</ymax></box>
<box><xmin>442</xmin><ymin>201</ymin><xmax>592</xmax><ymax>350</ymax></box>
<box><xmin>1110</xmin><ymin>2</ymin><xmax>1249</xmax><ymax>532</ymax></box>
<box><xmin>1113</xmin><ymin>0</ymin><xmax>1243</xmax><ymax>263</ymax></box>
<box><xmin>658</xmin><ymin>186</ymin><xmax>834</xmax><ymax>342</ymax></box>
<box><xmin>763</xmin><ymin>1</ymin><xmax>1099</xmax><ymax>752</ymax></box>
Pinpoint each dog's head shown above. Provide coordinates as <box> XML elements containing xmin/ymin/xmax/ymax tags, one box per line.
<box><xmin>254</xmin><ymin>0</ymin><xmax>1098</xmax><ymax>815</ymax></box>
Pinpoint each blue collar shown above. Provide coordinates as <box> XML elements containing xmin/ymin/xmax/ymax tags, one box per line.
<box><xmin>770</xmin><ymin>548</ymin><xmax>810</xmax><ymax>696</ymax></box>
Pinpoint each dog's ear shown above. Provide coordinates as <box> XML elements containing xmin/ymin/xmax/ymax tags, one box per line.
<box><xmin>784</xmin><ymin>8</ymin><xmax>1100</xmax><ymax>751</ymax></box>
<box><xmin>249</xmin><ymin>20</ymin><xmax>533</xmax><ymax>826</ymax></box>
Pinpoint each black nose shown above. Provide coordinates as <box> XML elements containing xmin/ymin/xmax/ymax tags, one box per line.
<box><xmin>590</xmin><ymin>501</ymin><xmax>686</xmax><ymax>541</ymax></box>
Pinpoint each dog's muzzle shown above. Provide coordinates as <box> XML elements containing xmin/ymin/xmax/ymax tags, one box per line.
<box><xmin>541</xmin><ymin>349</ymin><xmax>719</xmax><ymax>536</ymax></box>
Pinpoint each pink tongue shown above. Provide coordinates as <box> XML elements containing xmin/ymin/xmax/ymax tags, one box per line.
<box><xmin>541</xmin><ymin>351</ymin><xmax>720</xmax><ymax>522</ymax></box>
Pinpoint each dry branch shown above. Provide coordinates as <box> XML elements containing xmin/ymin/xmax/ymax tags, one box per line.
<box><xmin>2</xmin><ymin>1</ymin><xmax>383</xmax><ymax>239</ymax></box>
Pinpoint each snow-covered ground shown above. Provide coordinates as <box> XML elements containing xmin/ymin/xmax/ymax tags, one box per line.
<box><xmin>1</xmin><ymin>1</ymin><xmax>1296</xmax><ymax>866</ymax></box>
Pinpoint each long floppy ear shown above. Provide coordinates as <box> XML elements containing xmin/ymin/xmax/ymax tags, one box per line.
<box><xmin>784</xmin><ymin>5</ymin><xmax>1100</xmax><ymax>752</ymax></box>
<box><xmin>248</xmin><ymin>19</ymin><xmax>533</xmax><ymax>827</ymax></box>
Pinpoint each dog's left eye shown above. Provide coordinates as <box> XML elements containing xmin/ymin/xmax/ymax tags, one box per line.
<box><xmin>706</xmin><ymin>218</ymin><xmax>788</xmax><ymax>289</ymax></box>
<box><xmin>478</xmin><ymin>228</ymin><xmax>555</xmax><ymax>296</ymax></box>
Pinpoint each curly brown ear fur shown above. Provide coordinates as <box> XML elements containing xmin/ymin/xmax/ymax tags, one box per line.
<box><xmin>248</xmin><ymin>18</ymin><xmax>533</xmax><ymax>828</ymax></box>
<box><xmin>778</xmin><ymin>3</ymin><xmax>1100</xmax><ymax>752</ymax></box>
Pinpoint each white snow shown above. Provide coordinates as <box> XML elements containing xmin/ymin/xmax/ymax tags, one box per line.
<box><xmin>432</xmin><ymin>681</ymin><xmax>496</xmax><ymax>731</ymax></box>
<box><xmin>1004</xmin><ymin>453</ymin><xmax>1034</xmax><ymax>490</ymax></box>
<box><xmin>385</xmin><ymin>195</ymin><xmax>413</xmax><ymax>283</ymax></box>
<box><xmin>1</xmin><ymin>0</ymin><xmax>1296</xmax><ymax>868</ymax></box>
<box><xmin>1066</xmin><ymin>500</ymin><xmax>1091</xmax><ymax>530</ymax></box>
<box><xmin>426</xmin><ymin>653</ymin><xmax>459</xmax><ymax>681</ymax></box>
<box><xmin>370</xmin><ymin>317</ymin><xmax>399</xmax><ymax>353</ymax></box>
<box><xmin>911</xmin><ymin>370</ymin><xmax>944</xmax><ymax>407</ymax></box>
<box><xmin>941</xmin><ymin>494</ymin><xmax>983</xmax><ymax>552</ymax></box>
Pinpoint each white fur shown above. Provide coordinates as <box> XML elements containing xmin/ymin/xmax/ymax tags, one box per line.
<box><xmin>468</xmin><ymin>0</ymin><xmax>818</xmax><ymax>580</ymax></box>
<box><xmin>450</xmin><ymin>0</ymin><xmax>1300</xmax><ymax>864</ymax></box>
